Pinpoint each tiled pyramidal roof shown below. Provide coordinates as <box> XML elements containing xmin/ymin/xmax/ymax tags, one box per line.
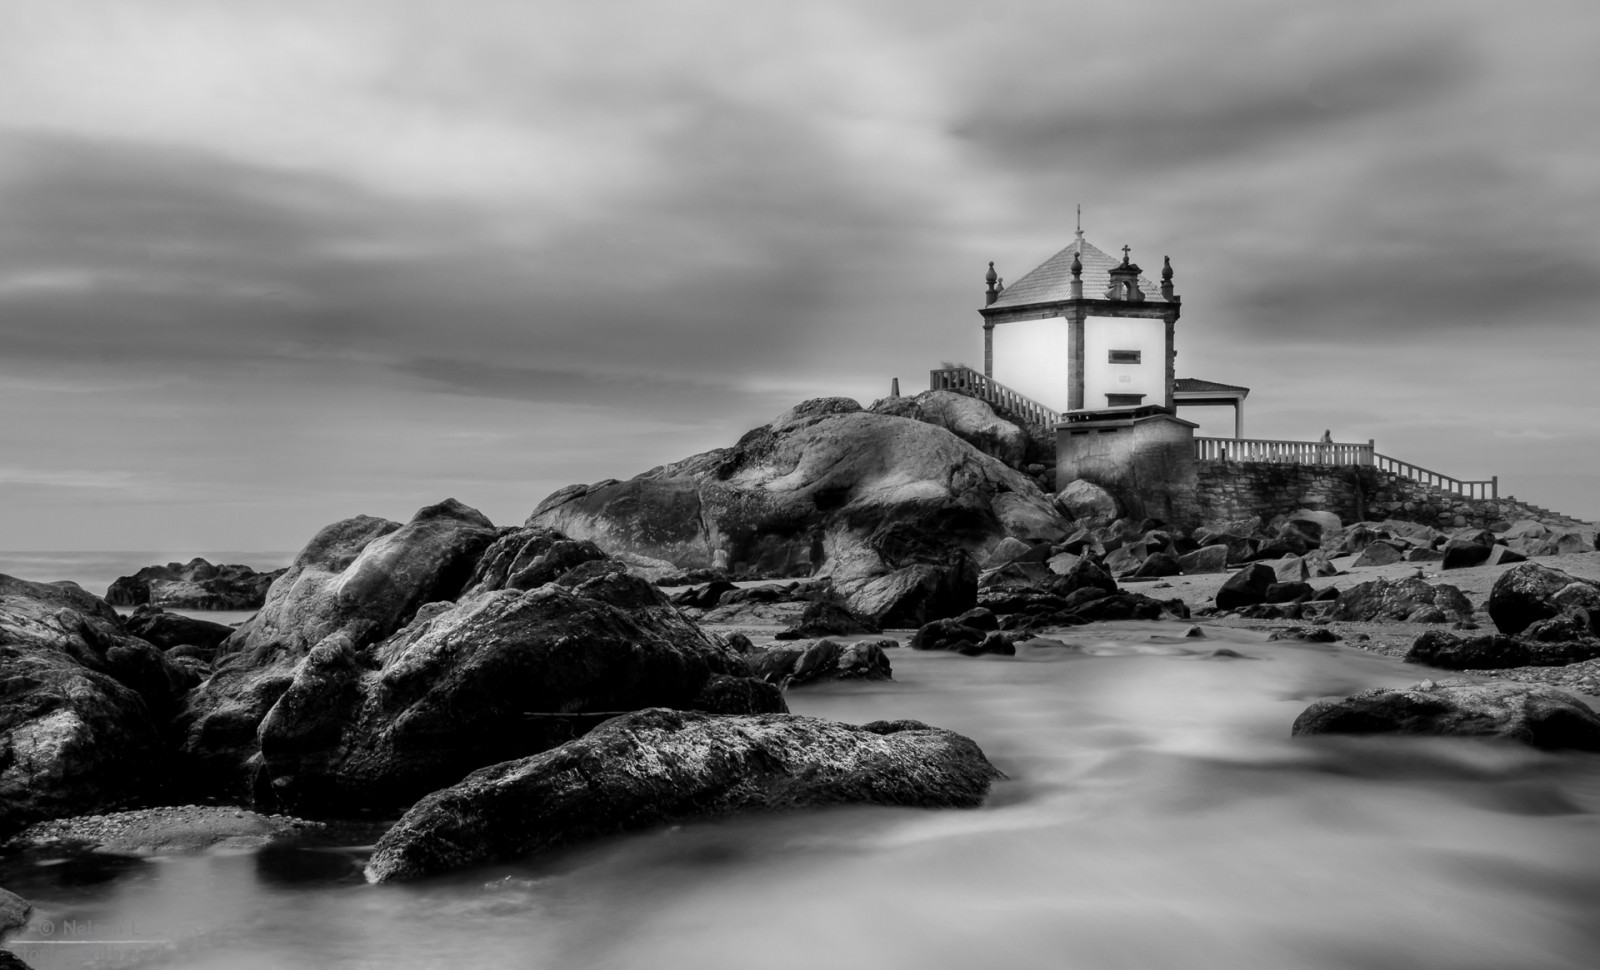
<box><xmin>988</xmin><ymin>236</ymin><xmax>1164</xmax><ymax>309</ymax></box>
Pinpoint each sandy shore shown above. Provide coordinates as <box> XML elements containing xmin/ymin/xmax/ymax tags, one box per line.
<box><xmin>1144</xmin><ymin>548</ymin><xmax>1600</xmax><ymax>696</ymax></box>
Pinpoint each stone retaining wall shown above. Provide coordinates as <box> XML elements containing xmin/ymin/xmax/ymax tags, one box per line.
<box><xmin>1193</xmin><ymin>461</ymin><xmax>1583</xmax><ymax>531</ymax></box>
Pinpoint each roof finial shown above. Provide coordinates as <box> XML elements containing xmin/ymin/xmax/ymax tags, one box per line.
<box><xmin>1121</xmin><ymin>244</ymin><xmax>1131</xmax><ymax>266</ymax></box>
<box><xmin>985</xmin><ymin>260</ymin><xmax>997</xmax><ymax>285</ymax></box>
<box><xmin>1074</xmin><ymin>204</ymin><xmax>1084</xmax><ymax>253</ymax></box>
<box><xmin>1161</xmin><ymin>255</ymin><xmax>1173</xmax><ymax>281</ymax></box>
<box><xmin>1070</xmin><ymin>250</ymin><xmax>1082</xmax><ymax>278</ymax></box>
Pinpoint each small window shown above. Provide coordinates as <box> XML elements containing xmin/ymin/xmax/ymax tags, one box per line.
<box><xmin>1108</xmin><ymin>349</ymin><xmax>1141</xmax><ymax>364</ymax></box>
<box><xmin>1105</xmin><ymin>393</ymin><xmax>1145</xmax><ymax>407</ymax></box>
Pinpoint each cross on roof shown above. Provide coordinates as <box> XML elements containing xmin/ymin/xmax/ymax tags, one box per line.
<box><xmin>1121</xmin><ymin>244</ymin><xmax>1131</xmax><ymax>263</ymax></box>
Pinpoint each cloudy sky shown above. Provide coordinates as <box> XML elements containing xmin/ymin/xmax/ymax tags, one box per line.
<box><xmin>2</xmin><ymin>0</ymin><xmax>1597</xmax><ymax>551</ymax></box>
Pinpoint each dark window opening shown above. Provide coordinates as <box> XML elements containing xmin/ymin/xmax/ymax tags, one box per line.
<box><xmin>1108</xmin><ymin>349</ymin><xmax>1141</xmax><ymax>364</ymax></box>
<box><xmin>1105</xmin><ymin>393</ymin><xmax>1146</xmax><ymax>407</ymax></box>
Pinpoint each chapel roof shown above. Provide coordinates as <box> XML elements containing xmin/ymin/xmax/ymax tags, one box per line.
<box><xmin>987</xmin><ymin>235</ymin><xmax>1165</xmax><ymax>309</ymax></box>
<box><xmin>1174</xmin><ymin>377</ymin><xmax>1251</xmax><ymax>396</ymax></box>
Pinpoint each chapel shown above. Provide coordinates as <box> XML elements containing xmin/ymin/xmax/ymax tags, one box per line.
<box><xmin>979</xmin><ymin>224</ymin><xmax>1248</xmax><ymax>436</ymax></box>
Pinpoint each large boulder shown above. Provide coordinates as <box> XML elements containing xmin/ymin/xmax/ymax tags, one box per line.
<box><xmin>162</xmin><ymin>511</ymin><xmax>760</xmax><ymax>817</ymax></box>
<box><xmin>528</xmin><ymin>401</ymin><xmax>1065</xmax><ymax>605</ymax></box>
<box><xmin>364</xmin><ymin>709</ymin><xmax>1002</xmax><ymax>882</ymax></box>
<box><xmin>1488</xmin><ymin>562</ymin><xmax>1600</xmax><ymax>635</ymax></box>
<box><xmin>1216</xmin><ymin>563</ymin><xmax>1277</xmax><ymax>611</ymax></box>
<box><xmin>1057</xmin><ymin>479</ymin><xmax>1120</xmax><ymax>522</ymax></box>
<box><xmin>177</xmin><ymin>501</ymin><xmax>501</xmax><ymax>796</ymax></box>
<box><xmin>1327</xmin><ymin>577</ymin><xmax>1474</xmax><ymax>623</ymax></box>
<box><xmin>869</xmin><ymin>390</ymin><xmax>1028</xmax><ymax>467</ymax></box>
<box><xmin>834</xmin><ymin>553</ymin><xmax>978</xmax><ymax>629</ymax></box>
<box><xmin>105</xmin><ymin>558</ymin><xmax>285</xmax><ymax>610</ymax></box>
<box><xmin>0</xmin><ymin>575</ymin><xmax>182</xmax><ymax>837</ymax></box>
<box><xmin>1291</xmin><ymin>681</ymin><xmax>1600</xmax><ymax>751</ymax></box>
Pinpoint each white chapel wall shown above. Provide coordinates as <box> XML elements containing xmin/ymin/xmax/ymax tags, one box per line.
<box><xmin>990</xmin><ymin>315</ymin><xmax>1073</xmax><ymax>413</ymax></box>
<box><xmin>1082</xmin><ymin>315</ymin><xmax>1164</xmax><ymax>408</ymax></box>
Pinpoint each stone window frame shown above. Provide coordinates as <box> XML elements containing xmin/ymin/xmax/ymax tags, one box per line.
<box><xmin>1107</xmin><ymin>349</ymin><xmax>1142</xmax><ymax>364</ymax></box>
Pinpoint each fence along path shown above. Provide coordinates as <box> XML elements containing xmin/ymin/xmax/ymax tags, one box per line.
<box><xmin>1194</xmin><ymin>435</ymin><xmax>1498</xmax><ymax>500</ymax></box>
<box><xmin>923</xmin><ymin>369</ymin><xmax>1503</xmax><ymax>503</ymax></box>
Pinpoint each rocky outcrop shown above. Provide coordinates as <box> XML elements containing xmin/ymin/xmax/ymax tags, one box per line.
<box><xmin>1291</xmin><ymin>681</ymin><xmax>1600</xmax><ymax>750</ymax></box>
<box><xmin>527</xmin><ymin>398</ymin><xmax>1064</xmax><ymax>622</ymax></box>
<box><xmin>179</xmin><ymin>512</ymin><xmax>760</xmax><ymax>816</ymax></box>
<box><xmin>1327</xmin><ymin>577</ymin><xmax>1473</xmax><ymax>623</ymax></box>
<box><xmin>105</xmin><ymin>558</ymin><xmax>286</xmax><ymax>610</ymax></box>
<box><xmin>177</xmin><ymin>501</ymin><xmax>499</xmax><ymax>796</ymax></box>
<box><xmin>364</xmin><ymin>709</ymin><xmax>1002</xmax><ymax>882</ymax></box>
<box><xmin>869</xmin><ymin>390</ymin><xmax>1028</xmax><ymax>467</ymax></box>
<box><xmin>0</xmin><ymin>575</ymin><xmax>184</xmax><ymax>837</ymax></box>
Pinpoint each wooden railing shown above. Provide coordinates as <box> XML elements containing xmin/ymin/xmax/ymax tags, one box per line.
<box><xmin>1194</xmin><ymin>435</ymin><xmax>1499</xmax><ymax>499</ymax></box>
<box><xmin>1194</xmin><ymin>436</ymin><xmax>1374</xmax><ymax>466</ymax></box>
<box><xmin>1374</xmin><ymin>453</ymin><xmax>1498</xmax><ymax>500</ymax></box>
<box><xmin>930</xmin><ymin>366</ymin><xmax>1061</xmax><ymax>429</ymax></box>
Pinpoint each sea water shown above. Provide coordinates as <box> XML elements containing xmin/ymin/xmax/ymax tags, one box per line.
<box><xmin>3</xmin><ymin>623</ymin><xmax>1600</xmax><ymax>970</ymax></box>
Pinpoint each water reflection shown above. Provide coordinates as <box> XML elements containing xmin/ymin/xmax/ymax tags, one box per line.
<box><xmin>5</xmin><ymin>622</ymin><xmax>1600</xmax><ymax>969</ymax></box>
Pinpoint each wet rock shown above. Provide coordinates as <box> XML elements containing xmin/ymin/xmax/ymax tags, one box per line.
<box><xmin>747</xmin><ymin>638</ymin><xmax>893</xmax><ymax>686</ymax></box>
<box><xmin>668</xmin><ymin>580</ymin><xmax>740</xmax><ymax>610</ymax></box>
<box><xmin>911</xmin><ymin>618</ymin><xmax>988</xmax><ymax>652</ymax></box>
<box><xmin>686</xmin><ymin>674</ymin><xmax>790</xmax><ymax>714</ymax></box>
<box><xmin>0</xmin><ymin>887</ymin><xmax>29</xmax><ymax>935</ymax></box>
<box><xmin>773</xmin><ymin>598</ymin><xmax>878</xmax><ymax>640</ymax></box>
<box><xmin>1328</xmin><ymin>576</ymin><xmax>1473</xmax><ymax>624</ymax></box>
<box><xmin>1268</xmin><ymin>626</ymin><xmax>1340</xmax><ymax>643</ymax></box>
<box><xmin>1291</xmin><ymin>681</ymin><xmax>1600</xmax><ymax>750</ymax></box>
<box><xmin>1070</xmin><ymin>592</ymin><xmax>1186</xmax><ymax>622</ymax></box>
<box><xmin>252</xmin><ymin>567</ymin><xmax>747</xmax><ymax>815</ymax></box>
<box><xmin>364</xmin><ymin>710</ymin><xmax>1003</xmax><ymax>882</ymax></box>
<box><xmin>0</xmin><ymin>575</ymin><xmax>180</xmax><ymax>837</ymax></box>
<box><xmin>1216</xmin><ymin>563</ymin><xmax>1277</xmax><ymax>611</ymax></box>
<box><xmin>1405</xmin><ymin>629</ymin><xmax>1600</xmax><ymax>669</ymax></box>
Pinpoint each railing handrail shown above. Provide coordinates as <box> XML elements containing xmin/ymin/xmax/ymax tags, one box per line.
<box><xmin>1194</xmin><ymin>435</ymin><xmax>1370</xmax><ymax>450</ymax></box>
<box><xmin>1193</xmin><ymin>436</ymin><xmax>1497</xmax><ymax>499</ymax></box>
<box><xmin>929</xmin><ymin>366</ymin><xmax>1061</xmax><ymax>428</ymax></box>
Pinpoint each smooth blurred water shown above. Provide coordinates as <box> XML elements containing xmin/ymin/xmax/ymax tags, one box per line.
<box><xmin>5</xmin><ymin>623</ymin><xmax>1600</xmax><ymax>970</ymax></box>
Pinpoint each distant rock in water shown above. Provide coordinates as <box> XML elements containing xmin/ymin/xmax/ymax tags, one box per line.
<box><xmin>105</xmin><ymin>557</ymin><xmax>287</xmax><ymax>610</ymax></box>
<box><xmin>364</xmin><ymin>709</ymin><xmax>1003</xmax><ymax>882</ymax></box>
<box><xmin>528</xmin><ymin>397</ymin><xmax>1065</xmax><ymax>624</ymax></box>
